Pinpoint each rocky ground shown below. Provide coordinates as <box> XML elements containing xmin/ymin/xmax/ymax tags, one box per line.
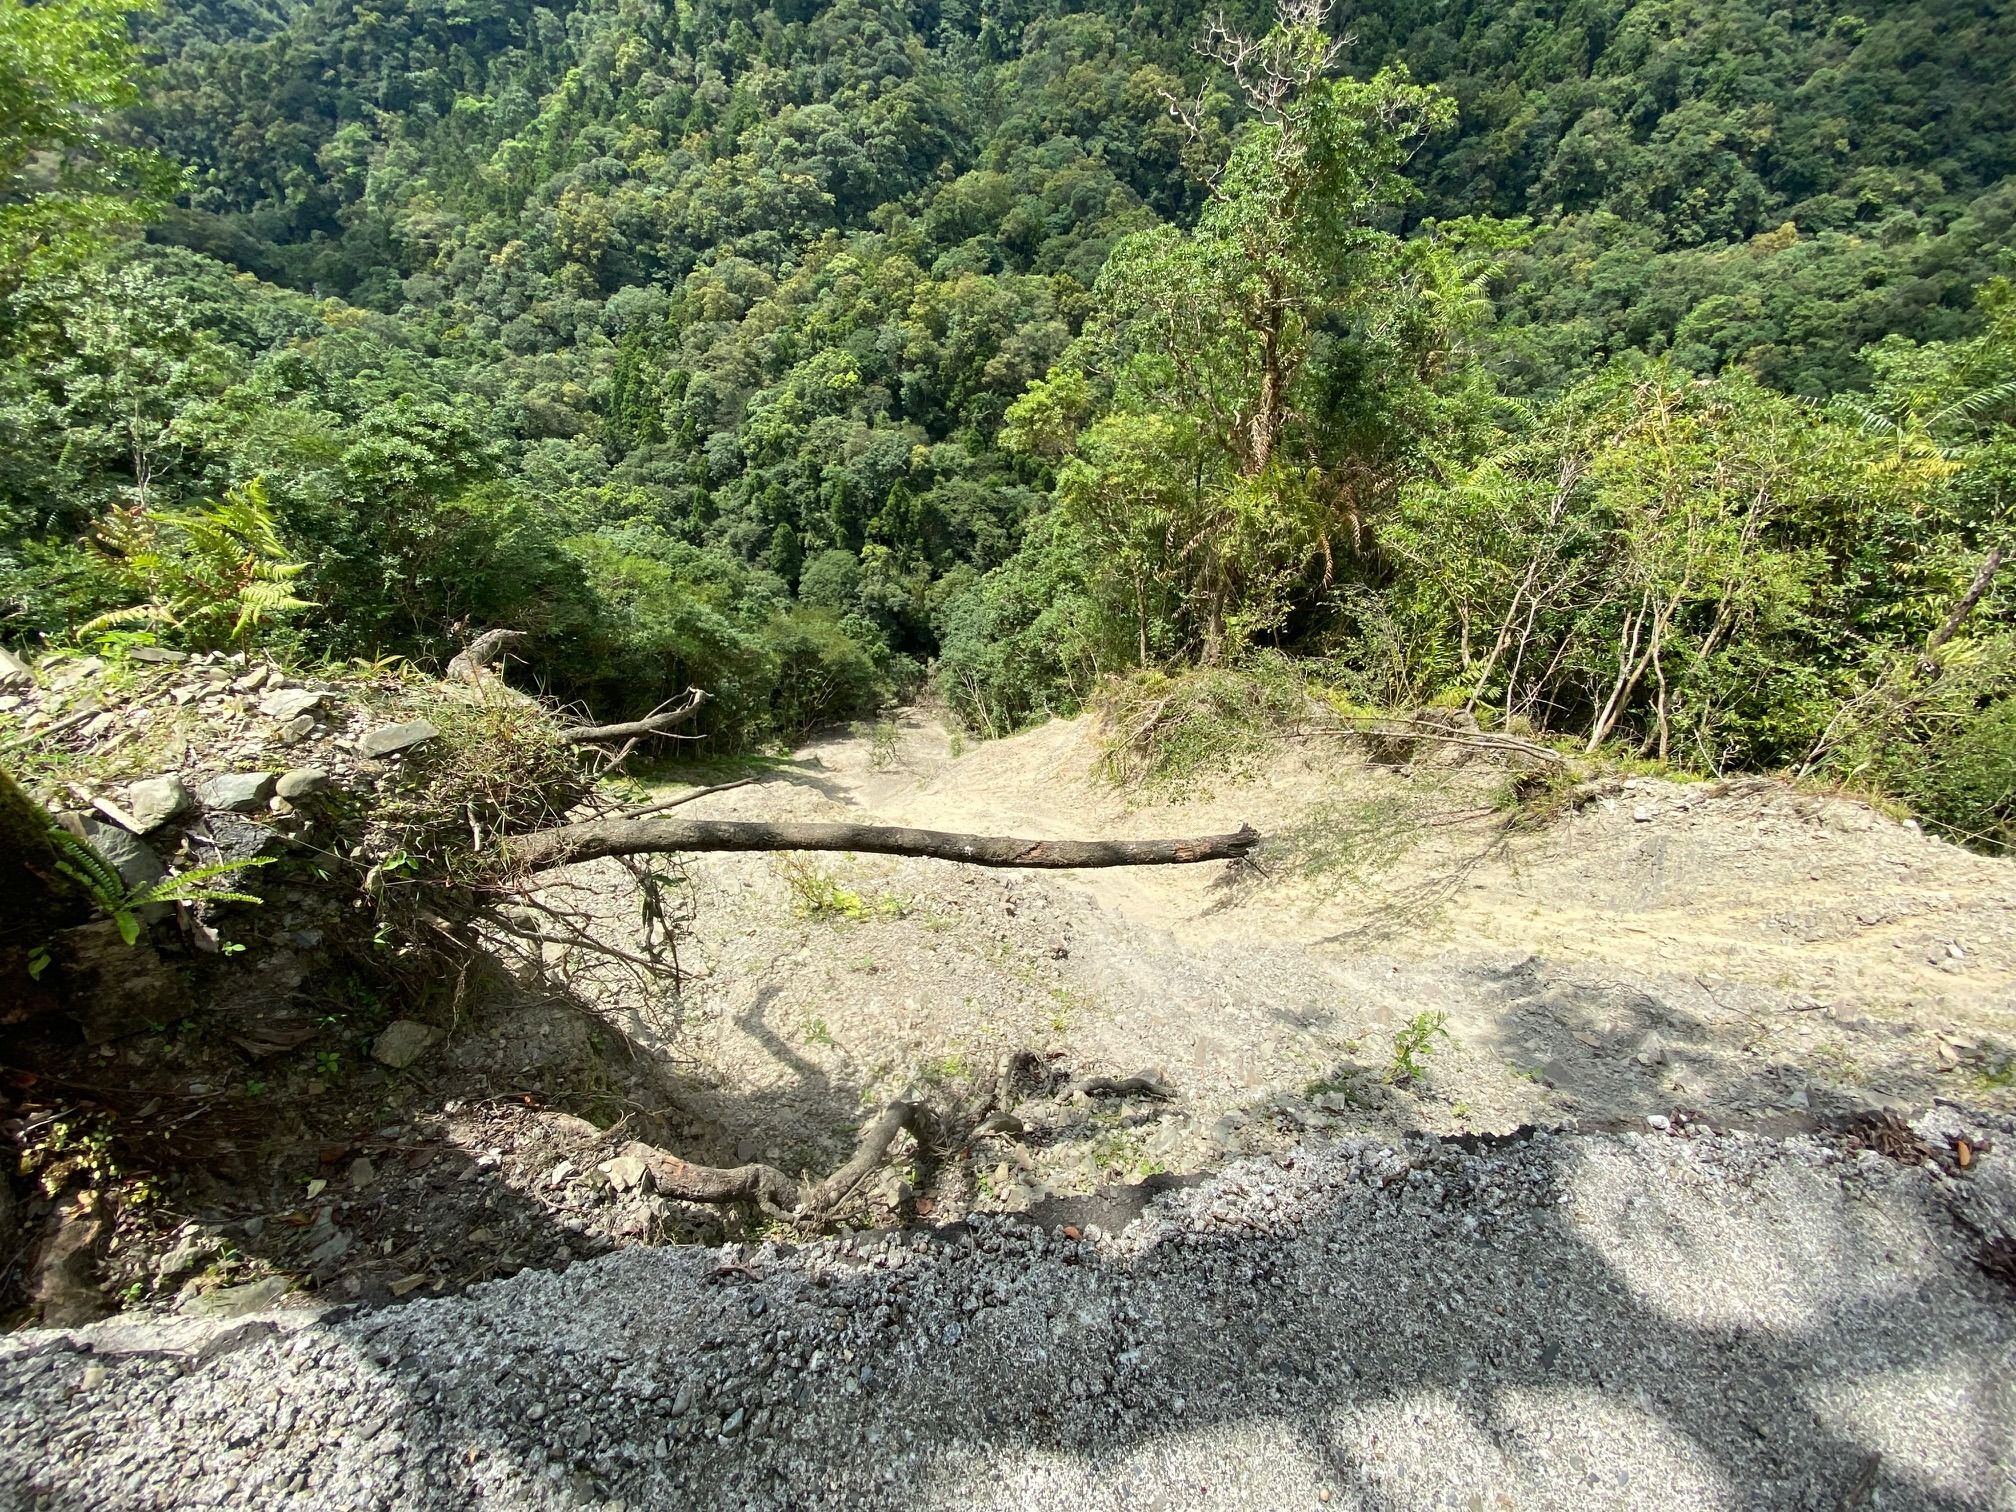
<box><xmin>4</xmin><ymin>1107</ymin><xmax>2013</xmax><ymax>1510</ymax></box>
<box><xmin>6</xmin><ymin>650</ymin><xmax>2016</xmax><ymax>1335</ymax></box>
<box><xmin>568</xmin><ymin>705</ymin><xmax>2016</xmax><ymax>1220</ymax></box>
<box><xmin>8</xmin><ymin>650</ymin><xmax>2016</xmax><ymax>1507</ymax></box>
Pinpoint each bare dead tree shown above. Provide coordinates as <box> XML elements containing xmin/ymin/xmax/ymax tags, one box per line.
<box><xmin>1921</xmin><ymin>544</ymin><xmax>2005</xmax><ymax>670</ymax></box>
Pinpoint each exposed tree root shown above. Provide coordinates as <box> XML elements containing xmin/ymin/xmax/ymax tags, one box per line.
<box><xmin>1070</xmin><ymin>1072</ymin><xmax>1175</xmax><ymax>1100</ymax></box>
<box><xmin>599</xmin><ymin>1048</ymin><xmax>1194</xmax><ymax>1233</ymax></box>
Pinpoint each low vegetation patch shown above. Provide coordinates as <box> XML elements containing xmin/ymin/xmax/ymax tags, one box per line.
<box><xmin>1387</xmin><ymin>1010</ymin><xmax>1452</xmax><ymax>1086</ymax></box>
<box><xmin>1094</xmin><ymin>653</ymin><xmax>1312</xmax><ymax>793</ymax></box>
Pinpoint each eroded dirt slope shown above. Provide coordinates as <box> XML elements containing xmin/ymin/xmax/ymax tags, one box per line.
<box><xmin>584</xmin><ymin>707</ymin><xmax>2016</xmax><ymax>1213</ymax></box>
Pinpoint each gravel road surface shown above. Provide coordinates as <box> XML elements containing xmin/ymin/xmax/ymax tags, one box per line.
<box><xmin>6</xmin><ymin>1111</ymin><xmax>2014</xmax><ymax>1511</ymax></box>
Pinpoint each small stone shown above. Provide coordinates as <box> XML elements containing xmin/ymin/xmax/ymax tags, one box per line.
<box><xmin>232</xmin><ymin>667</ymin><xmax>271</xmax><ymax>693</ymax></box>
<box><xmin>601</xmin><ymin>1155</ymin><xmax>651</xmax><ymax>1193</ymax></box>
<box><xmin>260</xmin><ymin>688</ymin><xmax>324</xmax><ymax>721</ymax></box>
<box><xmin>198</xmin><ymin>772</ymin><xmax>277</xmax><ymax>812</ymax></box>
<box><xmin>371</xmin><ymin>1019</ymin><xmax>440</xmax><ymax>1069</ymax></box>
<box><xmin>78</xmin><ymin>818</ymin><xmax>166</xmax><ymax>897</ymax></box>
<box><xmin>348</xmin><ymin>1157</ymin><xmax>376</xmax><ymax>1190</ymax></box>
<box><xmin>720</xmin><ymin>1407</ymin><xmax>745</xmax><ymax>1437</ymax></box>
<box><xmin>307</xmin><ymin>1230</ymin><xmax>352</xmax><ymax>1267</ymax></box>
<box><xmin>126</xmin><ymin>646</ymin><xmax>188</xmax><ymax>664</ymax></box>
<box><xmin>359</xmin><ymin>719</ymin><xmax>440</xmax><ymax>758</ymax></box>
<box><xmin>276</xmin><ymin>768</ymin><xmax>330</xmax><ymax>801</ymax></box>
<box><xmin>0</xmin><ymin>645</ymin><xmax>31</xmax><ymax>691</ymax></box>
<box><xmin>1632</xmin><ymin>805</ymin><xmax>1654</xmax><ymax>823</ymax></box>
<box><xmin>125</xmin><ymin>774</ymin><xmax>195</xmax><ymax>835</ymax></box>
<box><xmin>1645</xmin><ymin>1113</ymin><xmax>1671</xmax><ymax>1131</ymax></box>
<box><xmin>89</xmin><ymin>796</ymin><xmax>147</xmax><ymax>835</ymax></box>
<box><xmin>279</xmin><ymin>714</ymin><xmax>316</xmax><ymax>745</ymax></box>
<box><xmin>155</xmin><ymin>1233</ymin><xmax>221</xmax><ymax>1281</ymax></box>
<box><xmin>1636</xmin><ymin>1032</ymin><xmax>1667</xmax><ymax>1067</ymax></box>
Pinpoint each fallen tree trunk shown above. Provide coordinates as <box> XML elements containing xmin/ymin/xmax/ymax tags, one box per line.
<box><xmin>507</xmin><ymin>816</ymin><xmax>1262</xmax><ymax>872</ymax></box>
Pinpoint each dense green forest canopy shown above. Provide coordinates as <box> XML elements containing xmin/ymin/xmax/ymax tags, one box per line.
<box><xmin>1</xmin><ymin>0</ymin><xmax>2013</xmax><ymax>841</ymax></box>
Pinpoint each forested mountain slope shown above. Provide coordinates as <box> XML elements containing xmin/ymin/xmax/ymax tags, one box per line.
<box><xmin>2</xmin><ymin>0</ymin><xmax>2013</xmax><ymax>843</ymax></box>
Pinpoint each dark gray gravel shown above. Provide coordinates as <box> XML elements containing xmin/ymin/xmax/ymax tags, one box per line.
<box><xmin>6</xmin><ymin>1112</ymin><xmax>2014</xmax><ymax>1511</ymax></box>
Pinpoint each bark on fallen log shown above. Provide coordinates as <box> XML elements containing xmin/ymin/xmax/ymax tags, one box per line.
<box><xmin>446</xmin><ymin>628</ymin><xmax>524</xmax><ymax>685</ymax></box>
<box><xmin>506</xmin><ymin>816</ymin><xmax>1262</xmax><ymax>872</ymax></box>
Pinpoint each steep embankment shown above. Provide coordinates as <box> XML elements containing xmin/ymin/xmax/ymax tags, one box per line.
<box><xmin>611</xmin><ymin>707</ymin><xmax>2016</xmax><ymax>1212</ymax></box>
<box><xmin>8</xmin><ymin>681</ymin><xmax>2016</xmax><ymax>1508</ymax></box>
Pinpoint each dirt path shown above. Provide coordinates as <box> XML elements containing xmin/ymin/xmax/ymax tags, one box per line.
<box><xmin>584</xmin><ymin>707</ymin><xmax>2016</xmax><ymax>1215</ymax></box>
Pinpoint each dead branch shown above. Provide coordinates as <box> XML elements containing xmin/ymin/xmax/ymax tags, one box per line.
<box><xmin>1070</xmin><ymin>1072</ymin><xmax>1175</xmax><ymax>1100</ymax></box>
<box><xmin>446</xmin><ymin>629</ymin><xmax>525</xmax><ymax>685</ymax></box>
<box><xmin>1922</xmin><ymin>544</ymin><xmax>2004</xmax><ymax>665</ymax></box>
<box><xmin>615</xmin><ymin>1098</ymin><xmax>938</xmax><ymax>1220</ymax></box>
<box><xmin>1280</xmin><ymin>722</ymin><xmax>1566</xmax><ymax>766</ymax></box>
<box><xmin>561</xmin><ymin>687</ymin><xmax>707</xmax><ymax>745</ymax></box>
<box><xmin>505</xmin><ymin>816</ymin><xmax>1262</xmax><ymax>873</ymax></box>
<box><xmin>618</xmin><ymin>776</ymin><xmax>757</xmax><ymax>818</ymax></box>
<box><xmin>802</xmin><ymin>1100</ymin><xmax>937</xmax><ymax>1217</ymax></box>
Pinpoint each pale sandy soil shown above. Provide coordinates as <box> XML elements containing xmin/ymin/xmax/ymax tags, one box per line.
<box><xmin>544</xmin><ymin>704</ymin><xmax>2016</xmax><ymax>1214</ymax></box>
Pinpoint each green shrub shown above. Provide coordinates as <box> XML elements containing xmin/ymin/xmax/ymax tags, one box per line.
<box><xmin>1094</xmin><ymin>651</ymin><xmax>1310</xmax><ymax>792</ymax></box>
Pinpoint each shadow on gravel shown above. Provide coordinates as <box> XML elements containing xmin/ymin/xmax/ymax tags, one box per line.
<box><xmin>13</xmin><ymin>1120</ymin><xmax>2009</xmax><ymax>1510</ymax></box>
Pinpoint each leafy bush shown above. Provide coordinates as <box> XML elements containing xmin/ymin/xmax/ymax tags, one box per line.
<box><xmin>1093</xmin><ymin>652</ymin><xmax>1311</xmax><ymax>792</ymax></box>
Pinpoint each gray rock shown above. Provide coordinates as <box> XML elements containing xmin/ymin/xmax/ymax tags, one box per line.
<box><xmin>156</xmin><ymin>1233</ymin><xmax>222</xmax><ymax>1282</ymax></box>
<box><xmin>198</xmin><ymin>773</ymin><xmax>277</xmax><ymax>813</ymax></box>
<box><xmin>259</xmin><ymin>688</ymin><xmax>324</xmax><ymax>721</ymax></box>
<box><xmin>601</xmin><ymin>1155</ymin><xmax>650</xmax><ymax>1193</ymax></box>
<box><xmin>201</xmin><ymin>812</ymin><xmax>280</xmax><ymax>865</ymax></box>
<box><xmin>278</xmin><ymin>713</ymin><xmax>316</xmax><ymax>745</ymax></box>
<box><xmin>125</xmin><ymin>645</ymin><xmax>188</xmax><ymax>664</ymax></box>
<box><xmin>0</xmin><ymin>644</ymin><xmax>33</xmax><ymax>692</ymax></box>
<box><xmin>371</xmin><ymin>1020</ymin><xmax>440</xmax><ymax>1069</ymax></box>
<box><xmin>275</xmin><ymin>768</ymin><xmax>331</xmax><ymax>801</ymax></box>
<box><xmin>78</xmin><ymin>819</ymin><xmax>165</xmax><ymax>896</ymax></box>
<box><xmin>125</xmin><ymin>775</ymin><xmax>194</xmax><ymax>833</ymax></box>
<box><xmin>359</xmin><ymin>719</ymin><xmax>440</xmax><ymax>758</ymax></box>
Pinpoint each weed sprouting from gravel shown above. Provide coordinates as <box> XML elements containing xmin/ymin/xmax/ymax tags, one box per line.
<box><xmin>776</xmin><ymin>857</ymin><xmax>908</xmax><ymax>921</ymax></box>
<box><xmin>1387</xmin><ymin>1010</ymin><xmax>1451</xmax><ymax>1085</ymax></box>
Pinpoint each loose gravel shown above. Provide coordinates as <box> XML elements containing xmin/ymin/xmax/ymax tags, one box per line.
<box><xmin>7</xmin><ymin>1111</ymin><xmax>2014</xmax><ymax>1512</ymax></box>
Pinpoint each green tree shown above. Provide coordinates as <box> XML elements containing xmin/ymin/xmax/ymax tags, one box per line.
<box><xmin>0</xmin><ymin>0</ymin><xmax>174</xmax><ymax>291</ymax></box>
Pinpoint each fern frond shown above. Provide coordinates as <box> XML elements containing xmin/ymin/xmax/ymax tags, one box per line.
<box><xmin>130</xmin><ymin>856</ymin><xmax>275</xmax><ymax>906</ymax></box>
<box><xmin>48</xmin><ymin>828</ymin><xmax>128</xmax><ymax>903</ymax></box>
<box><xmin>79</xmin><ymin>602</ymin><xmax>177</xmax><ymax>635</ymax></box>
